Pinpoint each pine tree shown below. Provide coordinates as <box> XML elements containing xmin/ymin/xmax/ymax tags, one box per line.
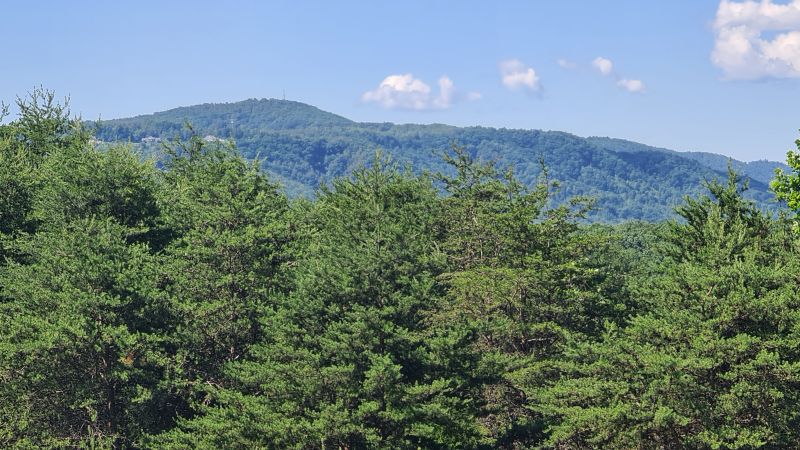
<box><xmin>540</xmin><ymin>170</ymin><xmax>800</xmax><ymax>448</ymax></box>
<box><xmin>0</xmin><ymin>218</ymin><xmax>169</xmax><ymax>448</ymax></box>
<box><xmin>0</xmin><ymin>89</ymin><xmax>93</xmax><ymax>261</ymax></box>
<box><xmin>432</xmin><ymin>145</ymin><xmax>623</xmax><ymax>448</ymax></box>
<box><xmin>153</xmin><ymin>135</ymin><xmax>293</xmax><ymax>415</ymax></box>
<box><xmin>0</xmin><ymin>91</ymin><xmax>172</xmax><ymax>447</ymax></box>
<box><xmin>153</xmin><ymin>155</ymin><xmax>484</xmax><ymax>449</ymax></box>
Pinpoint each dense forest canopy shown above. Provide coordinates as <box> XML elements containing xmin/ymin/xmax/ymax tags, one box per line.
<box><xmin>3</xmin><ymin>90</ymin><xmax>800</xmax><ymax>449</ymax></box>
<box><xmin>92</xmin><ymin>98</ymin><xmax>788</xmax><ymax>223</ymax></box>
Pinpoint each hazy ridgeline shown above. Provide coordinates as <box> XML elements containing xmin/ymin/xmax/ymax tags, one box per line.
<box><xmin>93</xmin><ymin>98</ymin><xmax>787</xmax><ymax>223</ymax></box>
<box><xmin>3</xmin><ymin>91</ymin><xmax>800</xmax><ymax>449</ymax></box>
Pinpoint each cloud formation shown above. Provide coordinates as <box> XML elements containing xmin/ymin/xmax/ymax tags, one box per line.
<box><xmin>591</xmin><ymin>56</ymin><xmax>646</xmax><ymax>93</ymax></box>
<box><xmin>592</xmin><ymin>57</ymin><xmax>614</xmax><ymax>75</ymax></box>
<box><xmin>362</xmin><ymin>74</ymin><xmax>479</xmax><ymax>110</ymax></box>
<box><xmin>617</xmin><ymin>78</ymin><xmax>646</xmax><ymax>93</ymax></box>
<box><xmin>500</xmin><ymin>59</ymin><xmax>541</xmax><ymax>92</ymax></box>
<box><xmin>712</xmin><ymin>0</ymin><xmax>800</xmax><ymax>79</ymax></box>
<box><xmin>557</xmin><ymin>58</ymin><xmax>577</xmax><ymax>69</ymax></box>
<box><xmin>466</xmin><ymin>91</ymin><xmax>483</xmax><ymax>101</ymax></box>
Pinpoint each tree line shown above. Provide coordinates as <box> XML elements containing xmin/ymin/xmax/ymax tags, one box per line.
<box><xmin>2</xmin><ymin>90</ymin><xmax>800</xmax><ymax>449</ymax></box>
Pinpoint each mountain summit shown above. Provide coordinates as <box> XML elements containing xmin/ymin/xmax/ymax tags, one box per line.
<box><xmin>99</xmin><ymin>98</ymin><xmax>353</xmax><ymax>133</ymax></box>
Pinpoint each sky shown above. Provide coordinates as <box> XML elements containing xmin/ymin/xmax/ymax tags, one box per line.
<box><xmin>2</xmin><ymin>0</ymin><xmax>800</xmax><ymax>162</ymax></box>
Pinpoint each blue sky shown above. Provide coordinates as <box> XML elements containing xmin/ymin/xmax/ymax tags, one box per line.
<box><xmin>2</xmin><ymin>0</ymin><xmax>799</xmax><ymax>161</ymax></box>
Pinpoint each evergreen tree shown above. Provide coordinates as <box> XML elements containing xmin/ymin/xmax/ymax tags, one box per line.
<box><xmin>0</xmin><ymin>89</ymin><xmax>92</xmax><ymax>261</ymax></box>
<box><xmin>433</xmin><ymin>146</ymin><xmax>626</xmax><ymax>448</ymax></box>
<box><xmin>540</xmin><ymin>171</ymin><xmax>800</xmax><ymax>448</ymax></box>
<box><xmin>0</xmin><ymin>218</ymin><xmax>168</xmax><ymax>448</ymax></box>
<box><xmin>153</xmin><ymin>155</ymin><xmax>483</xmax><ymax>449</ymax></box>
<box><xmin>153</xmin><ymin>135</ymin><xmax>293</xmax><ymax>416</ymax></box>
<box><xmin>0</xmin><ymin>91</ymin><xmax>171</xmax><ymax>447</ymax></box>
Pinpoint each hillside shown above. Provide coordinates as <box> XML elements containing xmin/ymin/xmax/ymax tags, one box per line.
<box><xmin>586</xmin><ymin>136</ymin><xmax>786</xmax><ymax>185</ymax></box>
<box><xmin>93</xmin><ymin>99</ymin><xmax>788</xmax><ymax>222</ymax></box>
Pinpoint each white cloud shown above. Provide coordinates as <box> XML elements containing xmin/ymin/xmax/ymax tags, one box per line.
<box><xmin>592</xmin><ymin>56</ymin><xmax>614</xmax><ymax>75</ymax></box>
<box><xmin>590</xmin><ymin>56</ymin><xmax>646</xmax><ymax>93</ymax></box>
<box><xmin>557</xmin><ymin>58</ymin><xmax>577</xmax><ymax>69</ymax></box>
<box><xmin>434</xmin><ymin>76</ymin><xmax>455</xmax><ymax>109</ymax></box>
<box><xmin>617</xmin><ymin>78</ymin><xmax>646</xmax><ymax>93</ymax></box>
<box><xmin>467</xmin><ymin>91</ymin><xmax>483</xmax><ymax>101</ymax></box>
<box><xmin>362</xmin><ymin>74</ymin><xmax>478</xmax><ymax>110</ymax></box>
<box><xmin>712</xmin><ymin>0</ymin><xmax>800</xmax><ymax>79</ymax></box>
<box><xmin>500</xmin><ymin>59</ymin><xmax>541</xmax><ymax>92</ymax></box>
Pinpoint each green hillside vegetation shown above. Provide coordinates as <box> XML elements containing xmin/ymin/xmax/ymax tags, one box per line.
<box><xmin>4</xmin><ymin>90</ymin><xmax>800</xmax><ymax>449</ymax></box>
<box><xmin>587</xmin><ymin>136</ymin><xmax>786</xmax><ymax>185</ymax></box>
<box><xmin>93</xmin><ymin>98</ymin><xmax>787</xmax><ymax>222</ymax></box>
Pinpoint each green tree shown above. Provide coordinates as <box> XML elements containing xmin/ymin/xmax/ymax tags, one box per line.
<box><xmin>153</xmin><ymin>155</ymin><xmax>483</xmax><ymax>449</ymax></box>
<box><xmin>0</xmin><ymin>91</ymin><xmax>171</xmax><ymax>447</ymax></box>
<box><xmin>772</xmin><ymin>134</ymin><xmax>800</xmax><ymax>213</ymax></box>
<box><xmin>0</xmin><ymin>219</ymin><xmax>168</xmax><ymax>448</ymax></box>
<box><xmin>153</xmin><ymin>135</ymin><xmax>293</xmax><ymax>421</ymax></box>
<box><xmin>12</xmin><ymin>88</ymin><xmax>89</xmax><ymax>162</ymax></box>
<box><xmin>0</xmin><ymin>89</ymin><xmax>92</xmax><ymax>261</ymax></box>
<box><xmin>0</xmin><ymin>125</ymin><xmax>36</xmax><ymax>259</ymax></box>
<box><xmin>541</xmin><ymin>171</ymin><xmax>800</xmax><ymax>449</ymax></box>
<box><xmin>432</xmin><ymin>146</ymin><xmax>625</xmax><ymax>448</ymax></box>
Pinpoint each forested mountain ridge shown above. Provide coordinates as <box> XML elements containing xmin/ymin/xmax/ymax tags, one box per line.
<box><xmin>586</xmin><ymin>136</ymin><xmax>786</xmax><ymax>185</ymax></box>
<box><xmin>93</xmin><ymin>99</ymin><xmax>788</xmax><ymax>222</ymax></box>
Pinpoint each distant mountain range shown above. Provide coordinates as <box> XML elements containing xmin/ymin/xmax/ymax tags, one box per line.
<box><xmin>92</xmin><ymin>99</ymin><xmax>788</xmax><ymax>222</ymax></box>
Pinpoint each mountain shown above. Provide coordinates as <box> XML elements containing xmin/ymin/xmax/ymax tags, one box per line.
<box><xmin>92</xmin><ymin>99</ymin><xmax>789</xmax><ymax>222</ymax></box>
<box><xmin>586</xmin><ymin>136</ymin><xmax>786</xmax><ymax>186</ymax></box>
<box><xmin>96</xmin><ymin>99</ymin><xmax>354</xmax><ymax>133</ymax></box>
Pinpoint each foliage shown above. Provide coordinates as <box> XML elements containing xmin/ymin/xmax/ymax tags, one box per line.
<box><xmin>153</xmin><ymin>134</ymin><xmax>293</xmax><ymax>415</ymax></box>
<box><xmin>431</xmin><ymin>145</ymin><xmax>631</xmax><ymax>448</ymax></box>
<box><xmin>0</xmin><ymin>90</ymin><xmax>167</xmax><ymax>448</ymax></box>
<box><xmin>153</xmin><ymin>154</ymin><xmax>484</xmax><ymax>449</ymax></box>
<box><xmin>2</xmin><ymin>91</ymin><xmax>800</xmax><ymax>449</ymax></box>
<box><xmin>0</xmin><ymin>219</ymin><xmax>165</xmax><ymax>448</ymax></box>
<box><xmin>772</xmin><ymin>134</ymin><xmax>800</xmax><ymax>213</ymax></box>
<box><xmin>539</xmin><ymin>169</ymin><xmax>800</xmax><ymax>449</ymax></box>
